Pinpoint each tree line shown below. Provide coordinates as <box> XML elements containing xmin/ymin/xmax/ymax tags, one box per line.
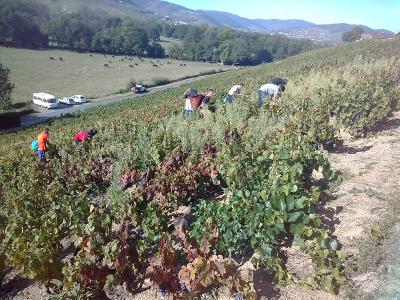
<box><xmin>0</xmin><ymin>0</ymin><xmax>165</xmax><ymax>57</ymax></box>
<box><xmin>161</xmin><ymin>24</ymin><xmax>316</xmax><ymax>65</ymax></box>
<box><xmin>0</xmin><ymin>0</ymin><xmax>317</xmax><ymax>64</ymax></box>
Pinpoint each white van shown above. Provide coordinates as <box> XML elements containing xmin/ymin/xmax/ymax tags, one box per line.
<box><xmin>33</xmin><ymin>93</ymin><xmax>58</xmax><ymax>109</ymax></box>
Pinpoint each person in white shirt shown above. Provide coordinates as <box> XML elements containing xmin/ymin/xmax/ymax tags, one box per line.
<box><xmin>258</xmin><ymin>83</ymin><xmax>285</xmax><ymax>107</ymax></box>
<box><xmin>224</xmin><ymin>83</ymin><xmax>244</xmax><ymax>104</ymax></box>
<box><xmin>184</xmin><ymin>97</ymin><xmax>193</xmax><ymax>118</ymax></box>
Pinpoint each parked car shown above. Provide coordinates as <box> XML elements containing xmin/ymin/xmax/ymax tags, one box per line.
<box><xmin>130</xmin><ymin>84</ymin><xmax>146</xmax><ymax>93</ymax></box>
<box><xmin>58</xmin><ymin>96</ymin><xmax>75</xmax><ymax>105</ymax></box>
<box><xmin>71</xmin><ymin>95</ymin><xmax>87</xmax><ymax>104</ymax></box>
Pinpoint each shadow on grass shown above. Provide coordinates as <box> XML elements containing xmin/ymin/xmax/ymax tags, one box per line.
<box><xmin>253</xmin><ymin>270</ymin><xmax>281</xmax><ymax>299</ymax></box>
<box><xmin>0</xmin><ymin>270</ymin><xmax>36</xmax><ymax>299</ymax></box>
<box><xmin>11</xmin><ymin>102</ymin><xmax>28</xmax><ymax>110</ymax></box>
<box><xmin>317</xmin><ymin>189</ymin><xmax>343</xmax><ymax>236</ymax></box>
<box><xmin>20</xmin><ymin>115</ymin><xmax>53</xmax><ymax>127</ymax></box>
<box><xmin>366</xmin><ymin>117</ymin><xmax>400</xmax><ymax>134</ymax></box>
<box><xmin>329</xmin><ymin>145</ymin><xmax>373</xmax><ymax>154</ymax></box>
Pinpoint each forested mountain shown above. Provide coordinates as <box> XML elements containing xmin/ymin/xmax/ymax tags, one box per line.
<box><xmin>0</xmin><ymin>0</ymin><xmax>317</xmax><ymax>65</ymax></box>
<box><xmin>118</xmin><ymin>0</ymin><xmax>393</xmax><ymax>41</ymax></box>
<box><xmin>0</xmin><ymin>0</ymin><xmax>393</xmax><ymax>65</ymax></box>
<box><xmin>29</xmin><ymin>0</ymin><xmax>394</xmax><ymax>41</ymax></box>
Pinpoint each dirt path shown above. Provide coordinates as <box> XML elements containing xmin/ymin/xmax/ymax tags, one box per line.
<box><xmin>274</xmin><ymin>112</ymin><xmax>400</xmax><ymax>300</ymax></box>
<box><xmin>326</xmin><ymin>112</ymin><xmax>400</xmax><ymax>299</ymax></box>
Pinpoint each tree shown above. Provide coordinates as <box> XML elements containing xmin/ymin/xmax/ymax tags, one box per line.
<box><xmin>202</xmin><ymin>28</ymin><xmax>219</xmax><ymax>61</ymax></box>
<box><xmin>218</xmin><ymin>28</ymin><xmax>236</xmax><ymax>64</ymax></box>
<box><xmin>0</xmin><ymin>64</ymin><xmax>14</xmax><ymax>111</ymax></box>
<box><xmin>342</xmin><ymin>27</ymin><xmax>364</xmax><ymax>43</ymax></box>
<box><xmin>162</xmin><ymin>23</ymin><xmax>175</xmax><ymax>38</ymax></box>
<box><xmin>172</xmin><ymin>25</ymin><xmax>188</xmax><ymax>39</ymax></box>
<box><xmin>183</xmin><ymin>26</ymin><xmax>204</xmax><ymax>60</ymax></box>
<box><xmin>0</xmin><ymin>0</ymin><xmax>49</xmax><ymax>47</ymax></box>
<box><xmin>147</xmin><ymin>24</ymin><xmax>162</xmax><ymax>45</ymax></box>
<box><xmin>148</xmin><ymin>43</ymin><xmax>165</xmax><ymax>58</ymax></box>
<box><xmin>167</xmin><ymin>44</ymin><xmax>184</xmax><ymax>59</ymax></box>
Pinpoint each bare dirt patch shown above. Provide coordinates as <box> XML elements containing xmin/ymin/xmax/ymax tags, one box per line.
<box><xmin>325</xmin><ymin>112</ymin><xmax>400</xmax><ymax>299</ymax></box>
<box><xmin>276</xmin><ymin>112</ymin><xmax>400</xmax><ymax>300</ymax></box>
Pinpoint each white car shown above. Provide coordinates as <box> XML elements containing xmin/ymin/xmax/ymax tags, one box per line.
<box><xmin>71</xmin><ymin>95</ymin><xmax>87</xmax><ymax>104</ymax></box>
<box><xmin>58</xmin><ymin>96</ymin><xmax>75</xmax><ymax>105</ymax></box>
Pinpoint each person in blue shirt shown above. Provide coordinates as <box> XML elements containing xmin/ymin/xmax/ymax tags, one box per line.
<box><xmin>31</xmin><ymin>137</ymin><xmax>38</xmax><ymax>153</ymax></box>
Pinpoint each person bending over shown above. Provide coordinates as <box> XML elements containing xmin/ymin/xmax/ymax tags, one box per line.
<box><xmin>258</xmin><ymin>83</ymin><xmax>285</xmax><ymax>108</ymax></box>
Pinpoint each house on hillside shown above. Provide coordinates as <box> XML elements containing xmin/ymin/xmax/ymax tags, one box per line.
<box><xmin>359</xmin><ymin>32</ymin><xmax>395</xmax><ymax>41</ymax></box>
<box><xmin>360</xmin><ymin>33</ymin><xmax>372</xmax><ymax>40</ymax></box>
<box><xmin>371</xmin><ymin>32</ymin><xmax>395</xmax><ymax>40</ymax></box>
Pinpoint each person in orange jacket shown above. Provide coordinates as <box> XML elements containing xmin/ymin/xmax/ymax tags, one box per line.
<box><xmin>37</xmin><ymin>128</ymin><xmax>49</xmax><ymax>161</ymax></box>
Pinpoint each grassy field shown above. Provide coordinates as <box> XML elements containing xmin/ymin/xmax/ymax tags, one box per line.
<box><xmin>0</xmin><ymin>47</ymin><xmax>232</xmax><ymax>103</ymax></box>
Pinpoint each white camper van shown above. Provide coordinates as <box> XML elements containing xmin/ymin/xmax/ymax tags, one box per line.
<box><xmin>33</xmin><ymin>92</ymin><xmax>58</xmax><ymax>109</ymax></box>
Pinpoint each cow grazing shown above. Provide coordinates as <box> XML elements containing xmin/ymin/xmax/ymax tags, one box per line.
<box><xmin>112</xmin><ymin>55</ymin><xmax>115</xmax><ymax>58</ymax></box>
<box><xmin>90</xmin><ymin>54</ymin><xmax>93</xmax><ymax>57</ymax></box>
<box><xmin>134</xmin><ymin>63</ymin><xmax>138</xmax><ymax>66</ymax></box>
<box><xmin>129</xmin><ymin>64</ymin><xmax>133</xmax><ymax>68</ymax></box>
<box><xmin>50</xmin><ymin>57</ymin><xmax>55</xmax><ymax>60</ymax></box>
<box><xmin>104</xmin><ymin>64</ymin><xmax>109</xmax><ymax>68</ymax></box>
<box><xmin>59</xmin><ymin>57</ymin><xmax>63</xmax><ymax>61</ymax></box>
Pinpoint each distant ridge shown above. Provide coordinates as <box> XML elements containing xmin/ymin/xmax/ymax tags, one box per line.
<box><xmin>39</xmin><ymin>0</ymin><xmax>394</xmax><ymax>42</ymax></box>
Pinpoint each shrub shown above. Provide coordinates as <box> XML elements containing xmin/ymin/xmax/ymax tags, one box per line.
<box><xmin>0</xmin><ymin>112</ymin><xmax>21</xmax><ymax>129</ymax></box>
<box><xmin>151</xmin><ymin>77</ymin><xmax>171</xmax><ymax>86</ymax></box>
<box><xmin>0</xmin><ymin>64</ymin><xmax>14</xmax><ymax>111</ymax></box>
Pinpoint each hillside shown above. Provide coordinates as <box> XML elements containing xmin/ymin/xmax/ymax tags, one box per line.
<box><xmin>0</xmin><ymin>0</ymin><xmax>318</xmax><ymax>66</ymax></box>
<box><xmin>0</xmin><ymin>39</ymin><xmax>400</xmax><ymax>299</ymax></box>
<box><xmin>37</xmin><ymin>0</ymin><xmax>154</xmax><ymax>19</ymax></box>
<box><xmin>35</xmin><ymin>0</ymin><xmax>393</xmax><ymax>42</ymax></box>
<box><xmin>198</xmin><ymin>11</ymin><xmax>393</xmax><ymax>41</ymax></box>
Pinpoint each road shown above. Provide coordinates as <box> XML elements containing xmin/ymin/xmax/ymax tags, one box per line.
<box><xmin>20</xmin><ymin>71</ymin><xmax>233</xmax><ymax>128</ymax></box>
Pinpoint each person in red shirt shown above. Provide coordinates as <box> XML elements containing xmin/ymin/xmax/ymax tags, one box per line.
<box><xmin>37</xmin><ymin>128</ymin><xmax>49</xmax><ymax>160</ymax></box>
<box><xmin>73</xmin><ymin>129</ymin><xmax>97</xmax><ymax>145</ymax></box>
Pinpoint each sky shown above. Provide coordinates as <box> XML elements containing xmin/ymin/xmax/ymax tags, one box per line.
<box><xmin>167</xmin><ymin>0</ymin><xmax>400</xmax><ymax>32</ymax></box>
